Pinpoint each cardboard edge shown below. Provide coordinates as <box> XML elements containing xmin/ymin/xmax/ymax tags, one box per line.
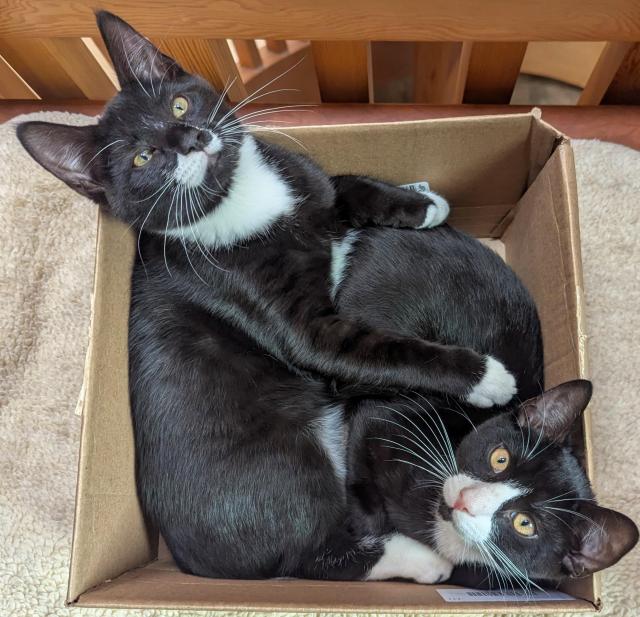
<box><xmin>66</xmin><ymin>210</ymin><xmax>104</xmax><ymax>605</ymax></box>
<box><xmin>258</xmin><ymin>110</ymin><xmax>540</xmax><ymax>134</ymax></box>
<box><xmin>73</xmin><ymin>600</ymin><xmax>597</xmax><ymax>614</ymax></box>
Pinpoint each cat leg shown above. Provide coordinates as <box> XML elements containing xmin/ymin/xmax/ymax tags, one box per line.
<box><xmin>297</xmin><ymin>528</ymin><xmax>452</xmax><ymax>584</ymax></box>
<box><xmin>333</xmin><ymin>175</ymin><xmax>449</xmax><ymax>230</ymax></box>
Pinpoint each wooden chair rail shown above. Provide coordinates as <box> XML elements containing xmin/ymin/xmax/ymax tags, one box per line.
<box><xmin>1</xmin><ymin>1</ymin><xmax>639</xmax><ymax>106</ymax></box>
<box><xmin>2</xmin><ymin>1</ymin><xmax>640</xmax><ymax>40</ymax></box>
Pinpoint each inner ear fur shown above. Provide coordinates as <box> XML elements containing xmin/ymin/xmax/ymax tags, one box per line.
<box><xmin>17</xmin><ymin>121</ymin><xmax>106</xmax><ymax>205</ymax></box>
<box><xmin>96</xmin><ymin>10</ymin><xmax>185</xmax><ymax>89</ymax></box>
<box><xmin>562</xmin><ymin>502</ymin><xmax>639</xmax><ymax>577</ymax></box>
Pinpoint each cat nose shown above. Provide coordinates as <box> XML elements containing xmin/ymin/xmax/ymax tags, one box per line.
<box><xmin>453</xmin><ymin>488</ymin><xmax>473</xmax><ymax>515</ymax></box>
<box><xmin>167</xmin><ymin>126</ymin><xmax>211</xmax><ymax>154</ymax></box>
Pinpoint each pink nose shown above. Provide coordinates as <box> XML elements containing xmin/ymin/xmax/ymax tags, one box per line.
<box><xmin>453</xmin><ymin>488</ymin><xmax>472</xmax><ymax>515</ymax></box>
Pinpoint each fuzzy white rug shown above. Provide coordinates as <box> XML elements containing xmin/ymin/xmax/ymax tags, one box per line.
<box><xmin>0</xmin><ymin>113</ymin><xmax>638</xmax><ymax>617</ymax></box>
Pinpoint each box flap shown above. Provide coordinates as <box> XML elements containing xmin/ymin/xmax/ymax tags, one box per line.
<box><xmin>74</xmin><ymin>559</ymin><xmax>595</xmax><ymax>613</ymax></box>
<box><xmin>263</xmin><ymin>113</ymin><xmax>545</xmax><ymax>236</ymax></box>
<box><xmin>67</xmin><ymin>213</ymin><xmax>156</xmax><ymax>603</ymax></box>
<box><xmin>503</xmin><ymin>140</ymin><xmax>597</xmax><ymax>606</ymax></box>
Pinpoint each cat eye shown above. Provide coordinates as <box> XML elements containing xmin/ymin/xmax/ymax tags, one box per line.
<box><xmin>171</xmin><ymin>96</ymin><xmax>189</xmax><ymax>118</ymax></box>
<box><xmin>512</xmin><ymin>512</ymin><xmax>537</xmax><ymax>537</ymax></box>
<box><xmin>133</xmin><ymin>148</ymin><xmax>154</xmax><ymax>167</ymax></box>
<box><xmin>489</xmin><ymin>446</ymin><xmax>510</xmax><ymax>472</ymax></box>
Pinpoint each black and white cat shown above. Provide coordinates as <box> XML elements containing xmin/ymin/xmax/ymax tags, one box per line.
<box><xmin>17</xmin><ymin>11</ymin><xmax>637</xmax><ymax>587</ymax></box>
<box><xmin>339</xmin><ymin>227</ymin><xmax>638</xmax><ymax>585</ymax></box>
<box><xmin>18</xmin><ymin>11</ymin><xmax>515</xmax><ymax>408</ymax></box>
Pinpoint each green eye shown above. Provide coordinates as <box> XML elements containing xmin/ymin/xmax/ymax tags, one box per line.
<box><xmin>133</xmin><ymin>148</ymin><xmax>153</xmax><ymax>167</ymax></box>
<box><xmin>513</xmin><ymin>512</ymin><xmax>536</xmax><ymax>537</ymax></box>
<box><xmin>172</xmin><ymin>96</ymin><xmax>189</xmax><ymax>118</ymax></box>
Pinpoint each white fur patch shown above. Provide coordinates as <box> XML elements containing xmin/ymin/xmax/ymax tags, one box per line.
<box><xmin>174</xmin><ymin>151</ymin><xmax>208</xmax><ymax>188</ymax></box>
<box><xmin>466</xmin><ymin>355</ymin><xmax>517</xmax><ymax>408</ymax></box>
<box><xmin>367</xmin><ymin>534</ymin><xmax>453</xmax><ymax>584</ymax></box>
<box><xmin>204</xmin><ymin>131</ymin><xmax>223</xmax><ymax>155</ymax></box>
<box><xmin>443</xmin><ymin>473</ymin><xmax>526</xmax><ymax>544</ymax></box>
<box><xmin>330</xmin><ymin>230</ymin><xmax>360</xmax><ymax>301</ymax></box>
<box><xmin>417</xmin><ymin>191</ymin><xmax>450</xmax><ymax>229</ymax></box>
<box><xmin>167</xmin><ymin>135</ymin><xmax>296</xmax><ymax>249</ymax></box>
<box><xmin>313</xmin><ymin>405</ymin><xmax>347</xmax><ymax>482</ymax></box>
<box><xmin>432</xmin><ymin>515</ymin><xmax>486</xmax><ymax>565</ymax></box>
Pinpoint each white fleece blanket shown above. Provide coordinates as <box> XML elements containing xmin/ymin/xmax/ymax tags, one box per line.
<box><xmin>0</xmin><ymin>113</ymin><xmax>638</xmax><ymax>617</ymax></box>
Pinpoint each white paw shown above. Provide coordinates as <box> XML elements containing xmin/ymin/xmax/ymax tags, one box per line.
<box><xmin>418</xmin><ymin>191</ymin><xmax>450</xmax><ymax>229</ymax></box>
<box><xmin>367</xmin><ymin>534</ymin><xmax>453</xmax><ymax>584</ymax></box>
<box><xmin>413</xmin><ymin>549</ymin><xmax>454</xmax><ymax>584</ymax></box>
<box><xmin>466</xmin><ymin>355</ymin><xmax>517</xmax><ymax>408</ymax></box>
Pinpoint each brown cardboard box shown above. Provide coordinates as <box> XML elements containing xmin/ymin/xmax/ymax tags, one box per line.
<box><xmin>67</xmin><ymin>111</ymin><xmax>598</xmax><ymax>612</ymax></box>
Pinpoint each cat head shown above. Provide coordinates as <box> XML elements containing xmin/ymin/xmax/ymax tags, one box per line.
<box><xmin>375</xmin><ymin>380</ymin><xmax>638</xmax><ymax>584</ymax></box>
<box><xmin>17</xmin><ymin>11</ymin><xmax>241</xmax><ymax>231</ymax></box>
<box><xmin>436</xmin><ymin>380</ymin><xmax>638</xmax><ymax>583</ymax></box>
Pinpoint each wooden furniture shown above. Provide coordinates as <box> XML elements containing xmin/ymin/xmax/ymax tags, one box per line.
<box><xmin>1</xmin><ymin>1</ymin><xmax>639</xmax><ymax>106</ymax></box>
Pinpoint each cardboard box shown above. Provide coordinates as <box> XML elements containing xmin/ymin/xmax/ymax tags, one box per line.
<box><xmin>68</xmin><ymin>111</ymin><xmax>597</xmax><ymax>612</ymax></box>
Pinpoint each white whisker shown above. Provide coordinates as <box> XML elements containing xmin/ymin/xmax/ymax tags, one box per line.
<box><xmin>82</xmin><ymin>139</ymin><xmax>125</xmax><ymax>171</ymax></box>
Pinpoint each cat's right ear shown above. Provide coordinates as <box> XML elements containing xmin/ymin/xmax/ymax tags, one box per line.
<box><xmin>17</xmin><ymin>122</ymin><xmax>106</xmax><ymax>205</ymax></box>
<box><xmin>516</xmin><ymin>379</ymin><xmax>592</xmax><ymax>443</ymax></box>
<box><xmin>96</xmin><ymin>11</ymin><xmax>185</xmax><ymax>90</ymax></box>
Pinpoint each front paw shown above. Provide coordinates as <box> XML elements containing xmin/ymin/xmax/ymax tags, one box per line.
<box><xmin>418</xmin><ymin>191</ymin><xmax>450</xmax><ymax>229</ymax></box>
<box><xmin>465</xmin><ymin>355</ymin><xmax>517</xmax><ymax>408</ymax></box>
<box><xmin>367</xmin><ymin>534</ymin><xmax>453</xmax><ymax>584</ymax></box>
<box><xmin>414</xmin><ymin>549</ymin><xmax>454</xmax><ymax>584</ymax></box>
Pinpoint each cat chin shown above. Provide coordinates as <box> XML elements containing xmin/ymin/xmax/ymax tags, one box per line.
<box><xmin>173</xmin><ymin>130</ymin><xmax>224</xmax><ymax>189</ymax></box>
<box><xmin>450</xmin><ymin>510</ymin><xmax>493</xmax><ymax>545</ymax></box>
<box><xmin>432</xmin><ymin>515</ymin><xmax>487</xmax><ymax>565</ymax></box>
<box><xmin>174</xmin><ymin>150</ymin><xmax>220</xmax><ymax>189</ymax></box>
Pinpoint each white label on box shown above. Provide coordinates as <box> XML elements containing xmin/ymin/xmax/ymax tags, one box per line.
<box><xmin>436</xmin><ymin>588</ymin><xmax>575</xmax><ymax>603</ymax></box>
<box><xmin>400</xmin><ymin>180</ymin><xmax>430</xmax><ymax>195</ymax></box>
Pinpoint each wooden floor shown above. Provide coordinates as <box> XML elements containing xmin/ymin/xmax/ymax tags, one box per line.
<box><xmin>1</xmin><ymin>101</ymin><xmax>639</xmax><ymax>150</ymax></box>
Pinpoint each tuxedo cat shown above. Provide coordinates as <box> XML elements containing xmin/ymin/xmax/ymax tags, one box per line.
<box><xmin>17</xmin><ymin>11</ymin><xmax>637</xmax><ymax>587</ymax></box>
<box><xmin>17</xmin><ymin>11</ymin><xmax>515</xmax><ymax>409</ymax></box>
<box><xmin>338</xmin><ymin>227</ymin><xmax>638</xmax><ymax>586</ymax></box>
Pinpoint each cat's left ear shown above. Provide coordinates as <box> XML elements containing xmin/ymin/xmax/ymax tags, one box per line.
<box><xmin>96</xmin><ymin>11</ymin><xmax>186</xmax><ymax>90</ymax></box>
<box><xmin>562</xmin><ymin>503</ymin><xmax>638</xmax><ymax>577</ymax></box>
<box><xmin>516</xmin><ymin>379</ymin><xmax>592</xmax><ymax>443</ymax></box>
<box><xmin>17</xmin><ymin>121</ymin><xmax>106</xmax><ymax>205</ymax></box>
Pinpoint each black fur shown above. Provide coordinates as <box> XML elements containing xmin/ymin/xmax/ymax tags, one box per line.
<box><xmin>16</xmin><ymin>11</ymin><xmax>637</xmax><ymax>588</ymax></box>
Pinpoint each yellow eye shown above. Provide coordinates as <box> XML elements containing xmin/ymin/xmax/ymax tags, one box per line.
<box><xmin>513</xmin><ymin>512</ymin><xmax>536</xmax><ymax>537</ymax></box>
<box><xmin>172</xmin><ymin>96</ymin><xmax>189</xmax><ymax>118</ymax></box>
<box><xmin>490</xmin><ymin>447</ymin><xmax>510</xmax><ymax>473</ymax></box>
<box><xmin>133</xmin><ymin>148</ymin><xmax>153</xmax><ymax>167</ymax></box>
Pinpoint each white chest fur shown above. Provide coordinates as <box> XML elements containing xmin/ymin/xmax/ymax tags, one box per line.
<box><xmin>312</xmin><ymin>405</ymin><xmax>347</xmax><ymax>482</ymax></box>
<box><xmin>166</xmin><ymin>135</ymin><xmax>296</xmax><ymax>249</ymax></box>
<box><xmin>330</xmin><ymin>230</ymin><xmax>360</xmax><ymax>301</ymax></box>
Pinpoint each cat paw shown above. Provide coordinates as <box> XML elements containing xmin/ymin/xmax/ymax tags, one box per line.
<box><xmin>367</xmin><ymin>534</ymin><xmax>453</xmax><ymax>584</ymax></box>
<box><xmin>414</xmin><ymin>550</ymin><xmax>454</xmax><ymax>584</ymax></box>
<box><xmin>466</xmin><ymin>355</ymin><xmax>517</xmax><ymax>408</ymax></box>
<box><xmin>418</xmin><ymin>192</ymin><xmax>450</xmax><ymax>229</ymax></box>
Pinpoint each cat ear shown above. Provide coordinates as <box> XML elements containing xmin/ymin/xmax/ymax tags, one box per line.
<box><xmin>17</xmin><ymin>121</ymin><xmax>106</xmax><ymax>205</ymax></box>
<box><xmin>96</xmin><ymin>11</ymin><xmax>185</xmax><ymax>90</ymax></box>
<box><xmin>562</xmin><ymin>503</ymin><xmax>638</xmax><ymax>577</ymax></box>
<box><xmin>516</xmin><ymin>380</ymin><xmax>592</xmax><ymax>443</ymax></box>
